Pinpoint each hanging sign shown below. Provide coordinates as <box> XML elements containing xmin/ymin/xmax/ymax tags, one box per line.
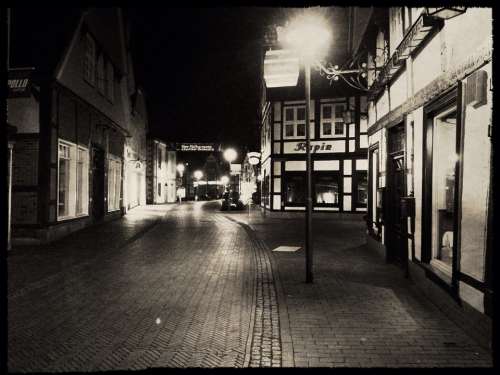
<box><xmin>264</xmin><ymin>49</ymin><xmax>299</xmax><ymax>88</ymax></box>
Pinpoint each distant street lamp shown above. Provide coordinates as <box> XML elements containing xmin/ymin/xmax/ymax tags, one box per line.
<box><xmin>194</xmin><ymin>170</ymin><xmax>203</xmax><ymax>201</ymax></box>
<box><xmin>177</xmin><ymin>163</ymin><xmax>185</xmax><ymax>203</ymax></box>
<box><xmin>279</xmin><ymin>10</ymin><xmax>331</xmax><ymax>284</ymax></box>
<box><xmin>221</xmin><ymin>175</ymin><xmax>230</xmax><ymax>186</ymax></box>
<box><xmin>223</xmin><ymin>148</ymin><xmax>238</xmax><ymax>192</ymax></box>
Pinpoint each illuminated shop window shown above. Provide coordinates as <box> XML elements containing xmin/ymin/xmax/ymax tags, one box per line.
<box><xmin>108</xmin><ymin>156</ymin><xmax>122</xmax><ymax>211</ymax></box>
<box><xmin>285</xmin><ymin>172</ymin><xmax>306</xmax><ymax>204</ymax></box>
<box><xmin>356</xmin><ymin>171</ymin><xmax>368</xmax><ymax>205</ymax></box>
<box><xmin>314</xmin><ymin>173</ymin><xmax>340</xmax><ymax>205</ymax></box>
<box><xmin>58</xmin><ymin>140</ymin><xmax>89</xmax><ymax>220</ymax></box>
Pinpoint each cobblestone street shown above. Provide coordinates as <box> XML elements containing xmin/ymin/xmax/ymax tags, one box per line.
<box><xmin>8</xmin><ymin>201</ymin><xmax>493</xmax><ymax>371</ymax></box>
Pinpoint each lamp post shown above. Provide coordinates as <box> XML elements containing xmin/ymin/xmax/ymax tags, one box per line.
<box><xmin>279</xmin><ymin>10</ymin><xmax>332</xmax><ymax>284</ymax></box>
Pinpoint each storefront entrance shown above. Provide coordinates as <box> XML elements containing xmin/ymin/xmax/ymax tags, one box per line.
<box><xmin>385</xmin><ymin>124</ymin><xmax>407</xmax><ymax>266</ymax></box>
<box><xmin>92</xmin><ymin>146</ymin><xmax>105</xmax><ymax>220</ymax></box>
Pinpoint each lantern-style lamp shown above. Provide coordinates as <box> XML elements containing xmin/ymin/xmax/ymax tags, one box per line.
<box><xmin>426</xmin><ymin>7</ymin><xmax>466</xmax><ymax>20</ymax></box>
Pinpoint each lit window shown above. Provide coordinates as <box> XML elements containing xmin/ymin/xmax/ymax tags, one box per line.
<box><xmin>285</xmin><ymin>173</ymin><xmax>306</xmax><ymax>204</ymax></box>
<box><xmin>108</xmin><ymin>157</ymin><xmax>122</xmax><ymax>211</ymax></box>
<box><xmin>84</xmin><ymin>34</ymin><xmax>96</xmax><ymax>85</ymax></box>
<box><xmin>314</xmin><ymin>174</ymin><xmax>340</xmax><ymax>205</ymax></box>
<box><xmin>58</xmin><ymin>141</ymin><xmax>89</xmax><ymax>220</ymax></box>
<box><xmin>76</xmin><ymin>147</ymin><xmax>89</xmax><ymax>215</ymax></box>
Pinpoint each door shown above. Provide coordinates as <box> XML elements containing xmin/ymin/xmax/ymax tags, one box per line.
<box><xmin>385</xmin><ymin>124</ymin><xmax>407</xmax><ymax>266</ymax></box>
<box><xmin>91</xmin><ymin>146</ymin><xmax>105</xmax><ymax>220</ymax></box>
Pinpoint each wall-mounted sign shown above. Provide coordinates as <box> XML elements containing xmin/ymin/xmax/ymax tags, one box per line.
<box><xmin>247</xmin><ymin>152</ymin><xmax>261</xmax><ymax>165</ymax></box>
<box><xmin>8</xmin><ymin>68</ymin><xmax>34</xmax><ymax>98</ymax></box>
<box><xmin>264</xmin><ymin>49</ymin><xmax>299</xmax><ymax>88</ymax></box>
<box><xmin>283</xmin><ymin>140</ymin><xmax>346</xmax><ymax>154</ymax></box>
<box><xmin>177</xmin><ymin>143</ymin><xmax>216</xmax><ymax>152</ymax></box>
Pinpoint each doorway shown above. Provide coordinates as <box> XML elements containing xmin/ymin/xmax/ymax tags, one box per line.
<box><xmin>385</xmin><ymin>123</ymin><xmax>407</xmax><ymax>266</ymax></box>
<box><xmin>92</xmin><ymin>146</ymin><xmax>105</xmax><ymax>220</ymax></box>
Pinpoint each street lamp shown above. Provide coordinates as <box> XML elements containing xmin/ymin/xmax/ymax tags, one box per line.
<box><xmin>279</xmin><ymin>10</ymin><xmax>331</xmax><ymax>284</ymax></box>
<box><xmin>194</xmin><ymin>170</ymin><xmax>203</xmax><ymax>201</ymax></box>
<box><xmin>176</xmin><ymin>164</ymin><xmax>185</xmax><ymax>203</ymax></box>
<box><xmin>221</xmin><ymin>175</ymin><xmax>230</xmax><ymax>186</ymax></box>
<box><xmin>223</xmin><ymin>147</ymin><xmax>238</xmax><ymax>192</ymax></box>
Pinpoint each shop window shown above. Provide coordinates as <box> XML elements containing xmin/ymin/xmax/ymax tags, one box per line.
<box><xmin>58</xmin><ymin>141</ymin><xmax>89</xmax><ymax>220</ymax></box>
<box><xmin>108</xmin><ymin>157</ymin><xmax>122</xmax><ymax>211</ymax></box>
<box><xmin>83</xmin><ymin>34</ymin><xmax>96</xmax><ymax>86</ymax></box>
<box><xmin>356</xmin><ymin>171</ymin><xmax>368</xmax><ymax>206</ymax></box>
<box><xmin>283</xmin><ymin>105</ymin><xmax>306</xmax><ymax>139</ymax></box>
<box><xmin>314</xmin><ymin>173</ymin><xmax>340</xmax><ymax>205</ymax></box>
<box><xmin>76</xmin><ymin>147</ymin><xmax>89</xmax><ymax>215</ymax></box>
<box><xmin>430</xmin><ymin>108</ymin><xmax>458</xmax><ymax>271</ymax></box>
<box><xmin>285</xmin><ymin>172</ymin><xmax>306</xmax><ymax>204</ymax></box>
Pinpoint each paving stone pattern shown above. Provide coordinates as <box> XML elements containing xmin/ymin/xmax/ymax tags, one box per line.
<box><xmin>8</xmin><ymin>203</ymin><xmax>256</xmax><ymax>371</ymax></box>
<box><xmin>231</xmin><ymin>210</ymin><xmax>493</xmax><ymax>368</ymax></box>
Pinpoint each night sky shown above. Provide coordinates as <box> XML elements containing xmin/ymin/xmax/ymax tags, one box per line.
<box><xmin>130</xmin><ymin>7</ymin><xmax>282</xmax><ymax>153</ymax></box>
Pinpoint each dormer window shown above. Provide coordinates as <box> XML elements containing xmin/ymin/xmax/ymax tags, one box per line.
<box><xmin>106</xmin><ymin>60</ymin><xmax>114</xmax><ymax>102</ymax></box>
<box><xmin>97</xmin><ymin>53</ymin><xmax>105</xmax><ymax>93</ymax></box>
<box><xmin>83</xmin><ymin>34</ymin><xmax>96</xmax><ymax>86</ymax></box>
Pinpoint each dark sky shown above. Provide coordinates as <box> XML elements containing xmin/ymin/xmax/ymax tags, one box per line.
<box><xmin>130</xmin><ymin>7</ymin><xmax>281</xmax><ymax>152</ymax></box>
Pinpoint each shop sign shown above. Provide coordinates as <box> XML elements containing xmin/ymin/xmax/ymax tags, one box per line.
<box><xmin>177</xmin><ymin>143</ymin><xmax>216</xmax><ymax>152</ymax></box>
<box><xmin>8</xmin><ymin>68</ymin><xmax>34</xmax><ymax>98</ymax></box>
<box><xmin>283</xmin><ymin>140</ymin><xmax>346</xmax><ymax>154</ymax></box>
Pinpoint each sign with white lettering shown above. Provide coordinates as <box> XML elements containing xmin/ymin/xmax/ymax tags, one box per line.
<box><xmin>283</xmin><ymin>140</ymin><xmax>346</xmax><ymax>154</ymax></box>
<box><xmin>176</xmin><ymin>143</ymin><xmax>216</xmax><ymax>152</ymax></box>
<box><xmin>8</xmin><ymin>68</ymin><xmax>34</xmax><ymax>98</ymax></box>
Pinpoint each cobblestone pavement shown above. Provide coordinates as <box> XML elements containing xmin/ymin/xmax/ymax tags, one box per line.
<box><xmin>8</xmin><ymin>202</ymin><xmax>259</xmax><ymax>371</ymax></box>
<box><xmin>228</xmin><ymin>207</ymin><xmax>493</xmax><ymax>367</ymax></box>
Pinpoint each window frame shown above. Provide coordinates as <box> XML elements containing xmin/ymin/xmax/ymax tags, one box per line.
<box><xmin>75</xmin><ymin>146</ymin><xmax>90</xmax><ymax>217</ymax></box>
<box><xmin>284</xmin><ymin>171</ymin><xmax>307</xmax><ymax>206</ymax></box>
<box><xmin>313</xmin><ymin>171</ymin><xmax>341</xmax><ymax>207</ymax></box>
<box><xmin>422</xmin><ymin>86</ymin><xmax>462</xmax><ymax>290</ymax></box>
<box><xmin>321</xmin><ymin>103</ymin><xmax>346</xmax><ymax>138</ymax></box>
<box><xmin>283</xmin><ymin>105</ymin><xmax>307</xmax><ymax>140</ymax></box>
<box><xmin>107</xmin><ymin>155</ymin><xmax>122</xmax><ymax>212</ymax></box>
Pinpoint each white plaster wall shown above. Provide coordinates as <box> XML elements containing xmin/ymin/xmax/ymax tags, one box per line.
<box><xmin>390</xmin><ymin>69</ymin><xmax>407</xmax><ymax>109</ymax></box>
<box><xmin>459</xmin><ymin>62</ymin><xmax>492</xmax><ymax>281</ymax></box>
<box><xmin>412</xmin><ymin>32</ymin><xmax>442</xmax><ymax>93</ymax></box>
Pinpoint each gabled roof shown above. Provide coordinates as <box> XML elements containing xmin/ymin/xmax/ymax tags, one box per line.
<box><xmin>9</xmin><ymin>8</ymin><xmax>85</xmax><ymax>78</ymax></box>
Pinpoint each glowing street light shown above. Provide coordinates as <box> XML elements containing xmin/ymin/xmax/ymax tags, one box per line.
<box><xmin>176</xmin><ymin>163</ymin><xmax>185</xmax><ymax>176</ymax></box>
<box><xmin>223</xmin><ymin>148</ymin><xmax>237</xmax><ymax>163</ymax></box>
<box><xmin>280</xmin><ymin>9</ymin><xmax>331</xmax><ymax>284</ymax></box>
<box><xmin>220</xmin><ymin>175</ymin><xmax>230</xmax><ymax>186</ymax></box>
<box><xmin>194</xmin><ymin>170</ymin><xmax>203</xmax><ymax>180</ymax></box>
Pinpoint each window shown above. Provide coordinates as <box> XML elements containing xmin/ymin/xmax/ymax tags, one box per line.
<box><xmin>285</xmin><ymin>172</ymin><xmax>306</xmax><ymax>204</ymax></box>
<box><xmin>356</xmin><ymin>171</ymin><xmax>368</xmax><ymax>206</ymax></box>
<box><xmin>106</xmin><ymin>61</ymin><xmax>114</xmax><ymax>102</ymax></box>
<box><xmin>321</xmin><ymin>103</ymin><xmax>345</xmax><ymax>137</ymax></box>
<box><xmin>76</xmin><ymin>147</ymin><xmax>89</xmax><ymax>215</ymax></box>
<box><xmin>283</xmin><ymin>105</ymin><xmax>306</xmax><ymax>139</ymax></box>
<box><xmin>58</xmin><ymin>141</ymin><xmax>89</xmax><ymax>220</ymax></box>
<box><xmin>158</xmin><ymin>182</ymin><xmax>162</xmax><ymax>196</ymax></box>
<box><xmin>108</xmin><ymin>157</ymin><xmax>122</xmax><ymax>211</ymax></box>
<box><xmin>83</xmin><ymin>34</ymin><xmax>96</xmax><ymax>85</ymax></box>
<box><xmin>314</xmin><ymin>173</ymin><xmax>340</xmax><ymax>205</ymax></box>
<box><xmin>97</xmin><ymin>53</ymin><xmax>105</xmax><ymax>93</ymax></box>
<box><xmin>430</xmin><ymin>108</ymin><xmax>458</xmax><ymax>271</ymax></box>
<box><xmin>157</xmin><ymin>147</ymin><xmax>162</xmax><ymax>169</ymax></box>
